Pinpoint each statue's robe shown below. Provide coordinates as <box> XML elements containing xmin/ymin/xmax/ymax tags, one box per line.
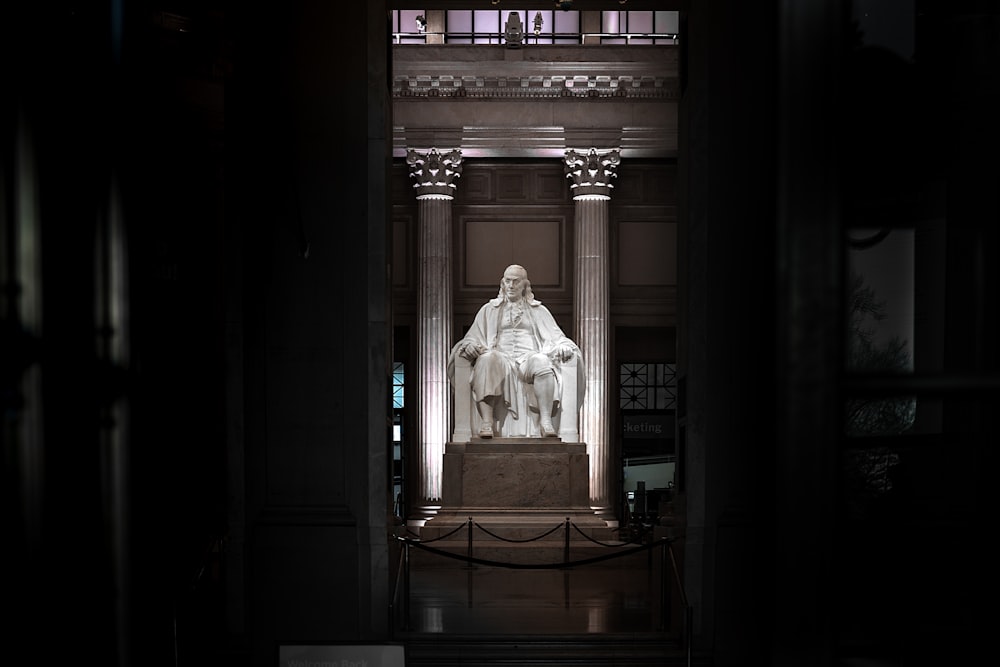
<box><xmin>447</xmin><ymin>296</ymin><xmax>586</xmax><ymax>437</ymax></box>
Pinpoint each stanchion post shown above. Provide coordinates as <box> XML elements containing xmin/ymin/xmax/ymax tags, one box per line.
<box><xmin>467</xmin><ymin>516</ymin><xmax>473</xmax><ymax>561</ymax></box>
<box><xmin>659</xmin><ymin>539</ymin><xmax>669</xmax><ymax>632</ymax></box>
<box><xmin>564</xmin><ymin>517</ymin><xmax>570</xmax><ymax>565</ymax></box>
<box><xmin>685</xmin><ymin>604</ymin><xmax>693</xmax><ymax>666</ymax></box>
<box><xmin>666</xmin><ymin>539</ymin><xmax>692</xmax><ymax>661</ymax></box>
<box><xmin>403</xmin><ymin>540</ymin><xmax>410</xmax><ymax>631</ymax></box>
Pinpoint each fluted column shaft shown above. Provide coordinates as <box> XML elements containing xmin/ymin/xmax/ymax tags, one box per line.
<box><xmin>575</xmin><ymin>197</ymin><xmax>610</xmax><ymax>509</ymax></box>
<box><xmin>407</xmin><ymin>149</ymin><xmax>462</xmax><ymax>521</ymax></box>
<box><xmin>416</xmin><ymin>196</ymin><xmax>451</xmax><ymax>503</ymax></box>
<box><xmin>565</xmin><ymin>148</ymin><xmax>620</xmax><ymax>516</ymax></box>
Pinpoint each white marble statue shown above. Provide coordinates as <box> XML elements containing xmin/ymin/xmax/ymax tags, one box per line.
<box><xmin>448</xmin><ymin>264</ymin><xmax>585</xmax><ymax>439</ymax></box>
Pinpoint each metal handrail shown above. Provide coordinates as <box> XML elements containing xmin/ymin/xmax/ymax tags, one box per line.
<box><xmin>172</xmin><ymin>534</ymin><xmax>227</xmax><ymax>667</ymax></box>
<box><xmin>389</xmin><ymin>536</ymin><xmax>410</xmax><ymax>635</ymax></box>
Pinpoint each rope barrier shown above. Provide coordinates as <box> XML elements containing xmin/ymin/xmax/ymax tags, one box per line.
<box><xmin>401</xmin><ymin>521</ymin><xmax>468</xmax><ymax>543</ymax></box>
<box><xmin>472</xmin><ymin>519</ymin><xmax>564</xmax><ymax>543</ymax></box>
<box><xmin>398</xmin><ymin>518</ymin><xmax>646</xmax><ymax>549</ymax></box>
<box><xmin>395</xmin><ymin>533</ymin><xmax>672</xmax><ymax>570</ymax></box>
<box><xmin>569</xmin><ymin>521</ymin><xmax>634</xmax><ymax>547</ymax></box>
<box><xmin>393</xmin><ymin>519</ymin><xmax>688</xmax><ymax>656</ymax></box>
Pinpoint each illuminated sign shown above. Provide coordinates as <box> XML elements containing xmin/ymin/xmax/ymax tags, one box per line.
<box><xmin>622</xmin><ymin>413</ymin><xmax>674</xmax><ymax>439</ymax></box>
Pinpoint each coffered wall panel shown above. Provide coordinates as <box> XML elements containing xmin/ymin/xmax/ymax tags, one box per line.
<box><xmin>462</xmin><ymin>218</ymin><xmax>563</xmax><ymax>287</ymax></box>
<box><xmin>390</xmin><ymin>163</ymin><xmax>417</xmax><ymax>321</ymax></box>
<box><xmin>461</xmin><ymin>170</ymin><xmax>493</xmax><ymax>202</ymax></box>
<box><xmin>392</xmin><ymin>214</ymin><xmax>414</xmax><ymax>289</ymax></box>
<box><xmin>536</xmin><ymin>170</ymin><xmax>569</xmax><ymax>201</ymax></box>
<box><xmin>496</xmin><ymin>172</ymin><xmax>530</xmax><ymax>202</ymax></box>
<box><xmin>391</xmin><ymin>160</ymin><xmax>676</xmax><ymax>327</ymax></box>
<box><xmin>453</xmin><ymin>212</ymin><xmax>571</xmax><ymax>323</ymax></box>
<box><xmin>609</xmin><ymin>162</ymin><xmax>677</xmax><ymax>325</ymax></box>
<box><xmin>618</xmin><ymin>220</ymin><xmax>677</xmax><ymax>286</ymax></box>
<box><xmin>450</xmin><ymin>162</ymin><xmax>574</xmax><ymax>321</ymax></box>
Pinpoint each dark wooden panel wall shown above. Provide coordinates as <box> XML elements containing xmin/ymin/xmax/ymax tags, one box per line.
<box><xmin>392</xmin><ymin>159</ymin><xmax>677</xmax><ymax>333</ymax></box>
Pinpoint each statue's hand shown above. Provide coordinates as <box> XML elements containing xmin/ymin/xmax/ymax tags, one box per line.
<box><xmin>551</xmin><ymin>344</ymin><xmax>576</xmax><ymax>363</ymax></box>
<box><xmin>459</xmin><ymin>341</ymin><xmax>484</xmax><ymax>361</ymax></box>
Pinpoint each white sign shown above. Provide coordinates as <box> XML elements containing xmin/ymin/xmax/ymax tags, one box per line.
<box><xmin>279</xmin><ymin>644</ymin><xmax>405</xmax><ymax>667</ymax></box>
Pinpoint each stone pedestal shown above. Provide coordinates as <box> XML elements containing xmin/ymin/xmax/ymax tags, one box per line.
<box><xmin>412</xmin><ymin>441</ymin><xmax>616</xmax><ymax>565</ymax></box>
<box><xmin>442</xmin><ymin>440</ymin><xmax>590</xmax><ymax>510</ymax></box>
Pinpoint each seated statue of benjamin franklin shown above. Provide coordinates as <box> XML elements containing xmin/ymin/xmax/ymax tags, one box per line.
<box><xmin>447</xmin><ymin>264</ymin><xmax>585</xmax><ymax>439</ymax></box>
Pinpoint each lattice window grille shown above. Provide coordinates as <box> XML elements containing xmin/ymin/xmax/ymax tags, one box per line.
<box><xmin>392</xmin><ymin>362</ymin><xmax>405</xmax><ymax>409</ymax></box>
<box><xmin>620</xmin><ymin>362</ymin><xmax>676</xmax><ymax>410</ymax></box>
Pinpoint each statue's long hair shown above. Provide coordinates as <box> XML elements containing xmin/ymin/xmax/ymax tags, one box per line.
<box><xmin>496</xmin><ymin>264</ymin><xmax>536</xmax><ymax>302</ymax></box>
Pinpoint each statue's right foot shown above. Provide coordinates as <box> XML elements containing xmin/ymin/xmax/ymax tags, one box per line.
<box><xmin>478</xmin><ymin>422</ymin><xmax>493</xmax><ymax>438</ymax></box>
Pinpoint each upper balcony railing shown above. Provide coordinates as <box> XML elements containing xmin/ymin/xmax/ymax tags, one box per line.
<box><xmin>393</xmin><ymin>31</ymin><xmax>679</xmax><ymax>45</ymax></box>
<box><xmin>391</xmin><ymin>8</ymin><xmax>680</xmax><ymax>45</ymax></box>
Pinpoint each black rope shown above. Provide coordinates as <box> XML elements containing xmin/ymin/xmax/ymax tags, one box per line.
<box><xmin>405</xmin><ymin>521</ymin><xmax>468</xmax><ymax>543</ymax></box>
<box><xmin>569</xmin><ymin>521</ymin><xmax>634</xmax><ymax>547</ymax></box>
<box><xmin>394</xmin><ymin>534</ymin><xmax>673</xmax><ymax>570</ymax></box>
<box><xmin>473</xmin><ymin>520</ymin><xmax>564</xmax><ymax>543</ymax></box>
<box><xmin>398</xmin><ymin>520</ymin><xmax>641</xmax><ymax>546</ymax></box>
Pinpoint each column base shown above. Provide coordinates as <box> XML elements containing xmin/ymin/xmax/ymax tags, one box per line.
<box><xmin>408</xmin><ymin>503</ymin><xmax>441</xmax><ymax>528</ymax></box>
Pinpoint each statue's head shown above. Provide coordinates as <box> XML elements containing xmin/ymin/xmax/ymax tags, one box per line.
<box><xmin>498</xmin><ymin>264</ymin><xmax>535</xmax><ymax>303</ymax></box>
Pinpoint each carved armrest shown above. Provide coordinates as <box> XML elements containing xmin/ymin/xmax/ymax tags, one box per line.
<box><xmin>451</xmin><ymin>355</ymin><xmax>473</xmax><ymax>443</ymax></box>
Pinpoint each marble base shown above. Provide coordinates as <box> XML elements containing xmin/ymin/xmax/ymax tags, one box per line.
<box><xmin>442</xmin><ymin>440</ymin><xmax>590</xmax><ymax>509</ymax></box>
<box><xmin>411</xmin><ymin>440</ymin><xmax>615</xmax><ymax>565</ymax></box>
<box><xmin>419</xmin><ymin>439</ymin><xmax>613</xmax><ymax>566</ymax></box>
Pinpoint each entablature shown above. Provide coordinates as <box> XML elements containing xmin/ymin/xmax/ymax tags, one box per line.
<box><xmin>392</xmin><ymin>45</ymin><xmax>678</xmax><ymax>158</ymax></box>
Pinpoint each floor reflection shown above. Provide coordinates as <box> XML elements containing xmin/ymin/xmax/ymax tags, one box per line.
<box><xmin>403</xmin><ymin>554</ymin><xmax>668</xmax><ymax>636</ymax></box>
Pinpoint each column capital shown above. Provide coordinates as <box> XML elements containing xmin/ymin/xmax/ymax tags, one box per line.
<box><xmin>564</xmin><ymin>148</ymin><xmax>621</xmax><ymax>199</ymax></box>
<box><xmin>406</xmin><ymin>148</ymin><xmax>463</xmax><ymax>199</ymax></box>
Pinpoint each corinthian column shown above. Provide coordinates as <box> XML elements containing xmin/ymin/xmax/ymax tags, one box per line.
<box><xmin>564</xmin><ymin>148</ymin><xmax>620</xmax><ymax>522</ymax></box>
<box><xmin>406</xmin><ymin>148</ymin><xmax>463</xmax><ymax>525</ymax></box>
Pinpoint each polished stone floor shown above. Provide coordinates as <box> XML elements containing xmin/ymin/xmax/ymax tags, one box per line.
<box><xmin>391</xmin><ymin>539</ymin><xmax>700</xmax><ymax>666</ymax></box>
<box><xmin>396</xmin><ymin>549</ymin><xmax>676</xmax><ymax>637</ymax></box>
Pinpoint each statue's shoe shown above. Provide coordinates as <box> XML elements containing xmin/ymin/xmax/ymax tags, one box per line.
<box><xmin>478</xmin><ymin>422</ymin><xmax>493</xmax><ymax>438</ymax></box>
<box><xmin>540</xmin><ymin>420</ymin><xmax>557</xmax><ymax>437</ymax></box>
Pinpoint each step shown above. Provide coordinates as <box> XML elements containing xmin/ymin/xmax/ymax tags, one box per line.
<box><xmin>400</xmin><ymin>635</ymin><xmax>708</xmax><ymax>667</ymax></box>
<box><xmin>406</xmin><ymin>539</ymin><xmax>660</xmax><ymax>568</ymax></box>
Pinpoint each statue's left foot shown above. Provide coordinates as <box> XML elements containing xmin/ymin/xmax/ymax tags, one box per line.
<box><xmin>540</xmin><ymin>420</ymin><xmax>557</xmax><ymax>437</ymax></box>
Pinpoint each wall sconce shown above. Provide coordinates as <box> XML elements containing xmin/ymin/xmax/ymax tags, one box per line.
<box><xmin>415</xmin><ymin>14</ymin><xmax>426</xmax><ymax>32</ymax></box>
<box><xmin>533</xmin><ymin>12</ymin><xmax>543</xmax><ymax>36</ymax></box>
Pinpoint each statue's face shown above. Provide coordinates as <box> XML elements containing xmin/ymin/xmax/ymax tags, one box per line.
<box><xmin>502</xmin><ymin>268</ymin><xmax>526</xmax><ymax>301</ymax></box>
